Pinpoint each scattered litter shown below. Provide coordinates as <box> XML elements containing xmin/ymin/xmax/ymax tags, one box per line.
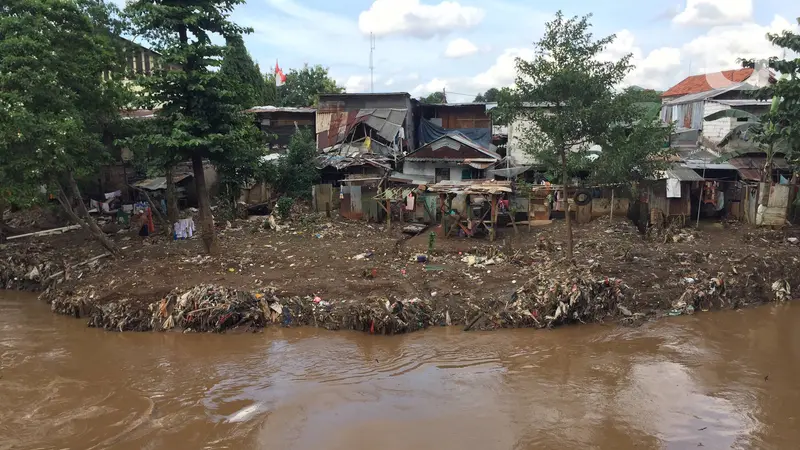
<box><xmin>772</xmin><ymin>279</ymin><xmax>791</xmax><ymax>302</ymax></box>
<box><xmin>227</xmin><ymin>403</ymin><xmax>263</xmax><ymax>423</ymax></box>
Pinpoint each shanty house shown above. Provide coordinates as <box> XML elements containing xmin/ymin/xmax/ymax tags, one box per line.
<box><xmin>315</xmin><ymin>93</ymin><xmax>413</xmax><ymax>185</ymax></box>
<box><xmin>317</xmin><ymin>93</ymin><xmax>414</xmax><ymax>150</ymax></box>
<box><xmin>402</xmin><ymin>134</ymin><xmax>501</xmax><ymax>183</ymax></box>
<box><xmin>245</xmin><ymin>106</ymin><xmax>316</xmax><ymax>150</ymax></box>
<box><xmin>660</xmin><ymin>68</ymin><xmax>773</xmax><ymax>147</ymax></box>
<box><xmin>416</xmin><ymin>102</ymin><xmax>493</xmax><ymax>149</ymax></box>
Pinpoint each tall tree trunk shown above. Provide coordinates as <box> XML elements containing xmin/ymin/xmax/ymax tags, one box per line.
<box><xmin>165</xmin><ymin>163</ymin><xmax>179</xmax><ymax>229</ymax></box>
<box><xmin>57</xmin><ymin>176</ymin><xmax>118</xmax><ymax>256</ymax></box>
<box><xmin>191</xmin><ymin>154</ymin><xmax>219</xmax><ymax>255</ymax></box>
<box><xmin>561</xmin><ymin>148</ymin><xmax>573</xmax><ymax>260</ymax></box>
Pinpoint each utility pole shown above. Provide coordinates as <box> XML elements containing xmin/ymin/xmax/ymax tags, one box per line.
<box><xmin>369</xmin><ymin>32</ymin><xmax>376</xmax><ymax>93</ymax></box>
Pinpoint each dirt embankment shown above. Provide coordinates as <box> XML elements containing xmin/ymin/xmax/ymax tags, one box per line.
<box><xmin>3</xmin><ymin>212</ymin><xmax>800</xmax><ymax>334</ymax></box>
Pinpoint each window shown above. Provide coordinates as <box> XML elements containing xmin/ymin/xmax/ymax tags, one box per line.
<box><xmin>144</xmin><ymin>53</ymin><xmax>151</xmax><ymax>75</ymax></box>
<box><xmin>435</xmin><ymin>168</ymin><xmax>451</xmax><ymax>183</ymax></box>
<box><xmin>135</xmin><ymin>51</ymin><xmax>143</xmax><ymax>74</ymax></box>
<box><xmin>736</xmin><ymin>117</ymin><xmax>750</xmax><ymax>122</ymax></box>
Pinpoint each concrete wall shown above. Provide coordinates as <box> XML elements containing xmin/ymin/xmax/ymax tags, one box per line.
<box><xmin>756</xmin><ymin>182</ymin><xmax>791</xmax><ymax>226</ymax></box>
<box><xmin>402</xmin><ymin>161</ymin><xmax>471</xmax><ymax>181</ymax></box>
<box><xmin>507</xmin><ymin>118</ymin><xmax>539</xmax><ymax>165</ymax></box>
<box><xmin>702</xmin><ymin>102</ymin><xmax>734</xmax><ymax>144</ymax></box>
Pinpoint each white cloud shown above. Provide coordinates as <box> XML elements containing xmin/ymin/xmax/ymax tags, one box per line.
<box><xmin>344</xmin><ymin>75</ymin><xmax>371</xmax><ymax>93</ymax></box>
<box><xmin>358</xmin><ymin>0</ymin><xmax>485</xmax><ymax>38</ymax></box>
<box><xmin>410</xmin><ymin>78</ymin><xmax>449</xmax><ymax>97</ymax></box>
<box><xmin>596</xmin><ymin>16</ymin><xmax>798</xmax><ymax>90</ymax></box>
<box><xmin>598</xmin><ymin>29</ymin><xmax>683</xmax><ymax>89</ymax></box>
<box><xmin>444</xmin><ymin>38</ymin><xmax>478</xmax><ymax>58</ymax></box>
<box><xmin>384</xmin><ymin>78</ymin><xmax>395</xmax><ymax>86</ymax></box>
<box><xmin>673</xmin><ymin>0</ymin><xmax>752</xmax><ymax>26</ymax></box>
<box><xmin>409</xmin><ymin>48</ymin><xmax>534</xmax><ymax>98</ymax></box>
<box><xmin>681</xmin><ymin>15</ymin><xmax>799</xmax><ymax>72</ymax></box>
<box><xmin>470</xmin><ymin>48</ymin><xmax>534</xmax><ymax>90</ymax></box>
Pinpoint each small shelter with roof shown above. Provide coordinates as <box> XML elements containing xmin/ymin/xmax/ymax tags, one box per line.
<box><xmin>401</xmin><ymin>133</ymin><xmax>501</xmax><ymax>184</ymax></box>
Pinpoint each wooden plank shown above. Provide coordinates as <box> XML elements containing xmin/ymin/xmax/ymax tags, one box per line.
<box><xmin>7</xmin><ymin>225</ymin><xmax>82</xmax><ymax>241</ymax></box>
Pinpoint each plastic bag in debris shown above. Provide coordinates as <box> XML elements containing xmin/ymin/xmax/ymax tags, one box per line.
<box><xmin>465</xmin><ymin>262</ymin><xmax>633</xmax><ymax>331</ymax></box>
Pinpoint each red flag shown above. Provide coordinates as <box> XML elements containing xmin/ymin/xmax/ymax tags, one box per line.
<box><xmin>275</xmin><ymin>60</ymin><xmax>286</xmax><ymax>87</ymax></box>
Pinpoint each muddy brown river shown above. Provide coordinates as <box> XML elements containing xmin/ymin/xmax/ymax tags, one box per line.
<box><xmin>1</xmin><ymin>291</ymin><xmax>799</xmax><ymax>449</ymax></box>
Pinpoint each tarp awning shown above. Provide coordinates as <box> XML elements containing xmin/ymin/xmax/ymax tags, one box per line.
<box><xmin>418</xmin><ymin>118</ymin><xmax>491</xmax><ymax>148</ymax></box>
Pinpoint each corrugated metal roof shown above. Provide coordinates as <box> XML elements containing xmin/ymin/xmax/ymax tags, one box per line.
<box><xmin>447</xmin><ymin>133</ymin><xmax>501</xmax><ymax>159</ymax></box>
<box><xmin>736</xmin><ymin>168</ymin><xmax>761</xmax><ymax>181</ymax></box>
<box><xmin>245</xmin><ymin>106</ymin><xmax>316</xmax><ymax>113</ymax></box>
<box><xmin>390</xmin><ymin>172</ymin><xmax>434</xmax><ymax>185</ymax></box>
<box><xmin>729</xmin><ymin>156</ymin><xmax>790</xmax><ymax>181</ymax></box>
<box><xmin>709</xmin><ymin>99</ymin><xmax>771</xmax><ymax>107</ymax></box>
<box><xmin>662</xmin><ymin>83</ymin><xmax>754</xmax><ymax>106</ymax></box>
<box><xmin>660</xmin><ymin>164</ymin><xmax>704</xmax><ymax>181</ymax></box>
<box><xmin>132</xmin><ymin>174</ymin><xmax>192</xmax><ymax>190</ymax></box>
<box><xmin>426</xmin><ymin>179</ymin><xmax>513</xmax><ymax>194</ymax></box>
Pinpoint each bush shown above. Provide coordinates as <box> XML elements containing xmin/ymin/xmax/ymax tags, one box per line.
<box><xmin>275</xmin><ymin>129</ymin><xmax>319</xmax><ymax>199</ymax></box>
<box><xmin>276</xmin><ymin>196</ymin><xmax>294</xmax><ymax>219</ymax></box>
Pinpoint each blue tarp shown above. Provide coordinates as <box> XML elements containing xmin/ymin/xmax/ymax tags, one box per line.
<box><xmin>418</xmin><ymin>118</ymin><xmax>491</xmax><ymax>148</ymax></box>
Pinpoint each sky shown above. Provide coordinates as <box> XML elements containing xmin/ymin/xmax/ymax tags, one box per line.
<box><xmin>127</xmin><ymin>0</ymin><xmax>800</xmax><ymax>102</ymax></box>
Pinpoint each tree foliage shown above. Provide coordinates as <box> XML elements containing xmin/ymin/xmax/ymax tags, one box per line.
<box><xmin>219</xmin><ymin>35</ymin><xmax>269</xmax><ymax>108</ymax></box>
<box><xmin>124</xmin><ymin>0</ymin><xmax>264</xmax><ymax>254</ymax></box>
<box><xmin>474</xmin><ymin>88</ymin><xmax>501</xmax><ymax>103</ymax></box>
<box><xmin>420</xmin><ymin>91</ymin><xmax>446</xmax><ymax>104</ymax></box>
<box><xmin>273</xmin><ymin>129</ymin><xmax>320</xmax><ymax>199</ymax></box>
<box><xmin>0</xmin><ymin>0</ymin><xmax>130</xmax><ymax>253</ymax></box>
<box><xmin>506</xmin><ymin>12</ymin><xmax>673</xmax><ymax>257</ymax></box>
<box><xmin>736</xmin><ymin>19</ymin><xmax>800</xmax><ymax>179</ymax></box>
<box><xmin>267</xmin><ymin>64</ymin><xmax>343</xmax><ymax>107</ymax></box>
<box><xmin>622</xmin><ymin>86</ymin><xmax>663</xmax><ymax>103</ymax></box>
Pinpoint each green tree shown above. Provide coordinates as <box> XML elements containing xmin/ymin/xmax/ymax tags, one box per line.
<box><xmin>274</xmin><ymin>129</ymin><xmax>320</xmax><ymax>199</ymax></box>
<box><xmin>125</xmin><ymin>0</ymin><xmax>264</xmax><ymax>255</ymax></box>
<box><xmin>421</xmin><ymin>91</ymin><xmax>446</xmax><ymax>104</ymax></box>
<box><xmin>219</xmin><ymin>36</ymin><xmax>268</xmax><ymax>108</ymax></box>
<box><xmin>506</xmin><ymin>12</ymin><xmax>672</xmax><ymax>259</ymax></box>
<box><xmin>622</xmin><ymin>86</ymin><xmax>663</xmax><ymax>103</ymax></box>
<box><xmin>474</xmin><ymin>88</ymin><xmax>501</xmax><ymax>103</ymax></box>
<box><xmin>275</xmin><ymin>64</ymin><xmax>343</xmax><ymax>107</ymax></box>
<box><xmin>740</xmin><ymin>22</ymin><xmax>800</xmax><ymax>178</ymax></box>
<box><xmin>0</xmin><ymin>0</ymin><xmax>129</xmax><ymax>254</ymax></box>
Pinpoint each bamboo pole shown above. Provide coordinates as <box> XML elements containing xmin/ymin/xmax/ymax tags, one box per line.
<box><xmin>490</xmin><ymin>193</ymin><xmax>497</xmax><ymax>242</ymax></box>
<box><xmin>610</xmin><ymin>189</ymin><xmax>615</xmax><ymax>222</ymax></box>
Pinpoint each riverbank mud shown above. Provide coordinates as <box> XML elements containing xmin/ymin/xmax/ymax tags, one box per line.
<box><xmin>5</xmin><ymin>213</ymin><xmax>800</xmax><ymax>334</ymax></box>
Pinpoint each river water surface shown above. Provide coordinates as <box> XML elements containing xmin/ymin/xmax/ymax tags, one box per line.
<box><xmin>1</xmin><ymin>291</ymin><xmax>799</xmax><ymax>449</ymax></box>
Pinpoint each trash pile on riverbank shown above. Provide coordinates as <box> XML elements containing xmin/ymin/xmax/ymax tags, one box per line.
<box><xmin>153</xmin><ymin>285</ymin><xmax>268</xmax><ymax>332</ymax></box>
<box><xmin>463</xmin><ymin>261</ymin><xmax>636</xmax><ymax>331</ymax></box>
<box><xmin>10</xmin><ymin>210</ymin><xmax>800</xmax><ymax>335</ymax></box>
<box><xmin>0</xmin><ymin>244</ymin><xmax>60</xmax><ymax>290</ymax></box>
<box><xmin>48</xmin><ymin>283</ymin><xmax>438</xmax><ymax>334</ymax></box>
